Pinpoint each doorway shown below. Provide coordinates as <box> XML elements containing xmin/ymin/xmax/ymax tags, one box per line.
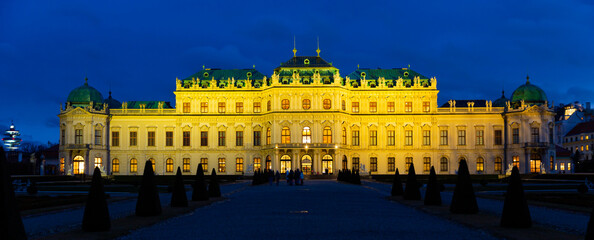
<box><xmin>322</xmin><ymin>154</ymin><xmax>333</xmax><ymax>174</ymax></box>
<box><xmin>301</xmin><ymin>155</ymin><xmax>312</xmax><ymax>175</ymax></box>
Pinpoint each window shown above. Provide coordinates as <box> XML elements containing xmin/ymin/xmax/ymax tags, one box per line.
<box><xmin>166</xmin><ymin>158</ymin><xmax>173</xmax><ymax>173</ymax></box>
<box><xmin>352</xmin><ymin>157</ymin><xmax>360</xmax><ymax>171</ymax></box>
<box><xmin>94</xmin><ymin>157</ymin><xmax>102</xmax><ymax>169</ymax></box>
<box><xmin>253</xmin><ymin>102</ymin><xmax>261</xmax><ymax>113</ymax></box>
<box><xmin>388</xmin><ymin>157</ymin><xmax>395</xmax><ymax>172</ymax></box>
<box><xmin>342</xmin><ymin>127</ymin><xmax>347</xmax><ymax>145</ymax></box>
<box><xmin>387</xmin><ymin>130</ymin><xmax>395</xmax><ymax>146</ymax></box>
<box><xmin>266</xmin><ymin>128</ymin><xmax>271</xmax><ymax>145</ymax></box>
<box><xmin>149</xmin><ymin>158</ymin><xmax>156</xmax><ymax>171</ymax></box>
<box><xmin>494</xmin><ymin>130</ymin><xmax>502</xmax><ymax>145</ymax></box>
<box><xmin>130</xmin><ymin>158</ymin><xmax>137</xmax><ymax>173</ymax></box>
<box><xmin>369</xmin><ymin>130</ymin><xmax>377</xmax><ymax>146</ymax></box>
<box><xmin>112</xmin><ymin>131</ymin><xmax>119</xmax><ymax>146</ymax></box>
<box><xmin>440</xmin><ymin>157</ymin><xmax>448</xmax><ymax>172</ymax></box>
<box><xmin>218</xmin><ymin>131</ymin><xmax>226</xmax><ymax>146</ymax></box>
<box><xmin>369</xmin><ymin>102</ymin><xmax>377</xmax><ymax>112</ymax></box>
<box><xmin>253</xmin><ymin>131</ymin><xmax>261</xmax><ymax>146</ymax></box>
<box><xmin>112</xmin><ymin>158</ymin><xmax>119</xmax><ymax>173</ymax></box>
<box><xmin>423</xmin><ymin>101</ymin><xmax>430</xmax><ymax>112</ymax></box>
<box><xmin>266</xmin><ymin>156</ymin><xmax>272</xmax><ymax>170</ymax></box>
<box><xmin>352</xmin><ymin>130</ymin><xmax>360</xmax><ymax>146</ymax></box>
<box><xmin>61</xmin><ymin>129</ymin><xmax>66</xmax><ymax>145</ymax></box>
<box><xmin>183</xmin><ymin>131</ymin><xmax>191</xmax><ymax>146</ymax></box>
<box><xmin>323</xmin><ymin>99</ymin><xmax>331</xmax><ymax>109</ymax></box>
<box><xmin>183</xmin><ymin>158</ymin><xmax>190</xmax><ymax>172</ymax></box>
<box><xmin>405</xmin><ymin>130</ymin><xmax>413</xmax><ymax>146</ymax></box>
<box><xmin>476</xmin><ymin>157</ymin><xmax>484</xmax><ymax>172</ymax></box>
<box><xmin>267</xmin><ymin>100</ymin><xmax>271</xmax><ymax>111</ymax></box>
<box><xmin>73</xmin><ymin>156</ymin><xmax>84</xmax><ymax>174</ymax></box>
<box><xmin>281</xmin><ymin>99</ymin><xmax>290</xmax><ymax>110</ymax></box>
<box><xmin>440</xmin><ymin>130</ymin><xmax>448</xmax><ymax>145</ymax></box>
<box><xmin>282</xmin><ymin>127</ymin><xmax>291</xmax><ymax>144</ymax></box>
<box><xmin>95</xmin><ymin>129</ymin><xmax>102</xmax><ymax>145</ymax></box>
<box><xmin>183</xmin><ymin>102</ymin><xmax>191</xmax><ymax>113</ymax></box>
<box><xmin>387</xmin><ymin>102</ymin><xmax>395</xmax><ymax>112</ymax></box>
<box><xmin>75</xmin><ymin>129</ymin><xmax>83</xmax><ymax>144</ymax></box>
<box><xmin>199</xmin><ymin>131</ymin><xmax>208</xmax><ymax>146</ymax></box>
<box><xmin>147</xmin><ymin>131</ymin><xmax>155</xmax><ymax>146</ymax></box>
<box><xmin>476</xmin><ymin>130</ymin><xmax>484</xmax><ymax>146</ymax></box>
<box><xmin>302</xmin><ymin>99</ymin><xmax>311</xmax><ymax>110</ymax></box>
<box><xmin>457</xmin><ymin>130</ymin><xmax>466</xmax><ymax>145</ymax></box>
<box><xmin>352</xmin><ymin>102</ymin><xmax>359</xmax><ymax>113</ymax></box>
<box><xmin>236</xmin><ymin>131</ymin><xmax>243</xmax><ymax>146</ymax></box>
<box><xmin>512</xmin><ymin>156</ymin><xmax>520</xmax><ymax>168</ymax></box>
<box><xmin>531</xmin><ymin>127</ymin><xmax>539</xmax><ymax>143</ymax></box>
<box><xmin>201</xmin><ymin>102</ymin><xmax>208</xmax><ymax>113</ymax></box>
<box><xmin>423</xmin><ymin>157</ymin><xmax>431</xmax><ymax>172</ymax></box>
<box><xmin>165</xmin><ymin>131</ymin><xmax>173</xmax><ymax>146</ymax></box>
<box><xmin>423</xmin><ymin>130</ymin><xmax>431</xmax><ymax>146</ymax></box>
<box><xmin>405</xmin><ymin>157</ymin><xmax>413</xmax><ymax>173</ymax></box>
<box><xmin>405</xmin><ymin>102</ymin><xmax>412</xmax><ymax>112</ymax></box>
<box><xmin>236</xmin><ymin>102</ymin><xmax>243</xmax><ymax>113</ymax></box>
<box><xmin>281</xmin><ymin>155</ymin><xmax>291</xmax><ymax>173</ymax></box>
<box><xmin>370</xmin><ymin>157</ymin><xmax>377</xmax><ymax>172</ymax></box>
<box><xmin>495</xmin><ymin>157</ymin><xmax>502</xmax><ymax>173</ymax></box>
<box><xmin>341</xmin><ymin>100</ymin><xmax>346</xmax><ymax>111</ymax></box>
<box><xmin>549</xmin><ymin>126</ymin><xmax>554</xmax><ymax>143</ymax></box>
<box><xmin>236</xmin><ymin>158</ymin><xmax>244</xmax><ymax>172</ymax></box>
<box><xmin>218</xmin><ymin>102</ymin><xmax>226</xmax><ymax>113</ymax></box>
<box><xmin>129</xmin><ymin>131</ymin><xmax>137</xmax><ymax>146</ymax></box>
<box><xmin>218</xmin><ymin>158</ymin><xmax>226</xmax><ymax>172</ymax></box>
<box><xmin>512</xmin><ymin>128</ymin><xmax>519</xmax><ymax>144</ymax></box>
<box><xmin>323</xmin><ymin>127</ymin><xmax>332</xmax><ymax>144</ymax></box>
<box><xmin>302</xmin><ymin>127</ymin><xmax>311</xmax><ymax>143</ymax></box>
<box><xmin>200</xmin><ymin>158</ymin><xmax>208</xmax><ymax>172</ymax></box>
<box><xmin>253</xmin><ymin>158</ymin><xmax>261</xmax><ymax>171</ymax></box>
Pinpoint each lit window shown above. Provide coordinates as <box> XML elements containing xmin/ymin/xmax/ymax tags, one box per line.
<box><xmin>352</xmin><ymin>130</ymin><xmax>360</xmax><ymax>146</ymax></box>
<box><xmin>387</xmin><ymin>102</ymin><xmax>395</xmax><ymax>112</ymax></box>
<box><xmin>323</xmin><ymin>99</ymin><xmax>331</xmax><ymax>109</ymax></box>
<box><xmin>149</xmin><ymin>158</ymin><xmax>155</xmax><ymax>171</ymax></box>
<box><xmin>236</xmin><ymin>102</ymin><xmax>243</xmax><ymax>113</ymax></box>
<box><xmin>388</xmin><ymin>157</ymin><xmax>395</xmax><ymax>172</ymax></box>
<box><xmin>112</xmin><ymin>131</ymin><xmax>119</xmax><ymax>146</ymax></box>
<box><xmin>254</xmin><ymin>158</ymin><xmax>261</xmax><ymax>171</ymax></box>
<box><xmin>423</xmin><ymin>157</ymin><xmax>431</xmax><ymax>172</ymax></box>
<box><xmin>130</xmin><ymin>158</ymin><xmax>137</xmax><ymax>173</ymax></box>
<box><xmin>405</xmin><ymin>130</ymin><xmax>413</xmax><ymax>146</ymax></box>
<box><xmin>370</xmin><ymin>157</ymin><xmax>377</xmax><ymax>172</ymax></box>
<box><xmin>266</xmin><ymin>128</ymin><xmax>271</xmax><ymax>145</ymax></box>
<box><xmin>405</xmin><ymin>157</ymin><xmax>413</xmax><ymax>173</ymax></box>
<box><xmin>302</xmin><ymin>127</ymin><xmax>311</xmax><ymax>143</ymax></box>
<box><xmin>147</xmin><ymin>131</ymin><xmax>155</xmax><ymax>147</ymax></box>
<box><xmin>73</xmin><ymin>156</ymin><xmax>85</xmax><ymax>174</ymax></box>
<box><xmin>423</xmin><ymin>101</ymin><xmax>430</xmax><ymax>112</ymax></box>
<box><xmin>166</xmin><ymin>158</ymin><xmax>173</xmax><ymax>173</ymax></box>
<box><xmin>267</xmin><ymin>100</ymin><xmax>271</xmax><ymax>111</ymax></box>
<box><xmin>236</xmin><ymin>158</ymin><xmax>244</xmax><ymax>172</ymax></box>
<box><xmin>266</xmin><ymin>156</ymin><xmax>272</xmax><ymax>170</ymax></box>
<box><xmin>476</xmin><ymin>130</ymin><xmax>484</xmax><ymax>146</ymax></box>
<box><xmin>112</xmin><ymin>158</ymin><xmax>119</xmax><ymax>173</ymax></box>
<box><xmin>302</xmin><ymin>99</ymin><xmax>311</xmax><ymax>110</ymax></box>
<box><xmin>129</xmin><ymin>131</ymin><xmax>137</xmax><ymax>146</ymax></box>
<box><xmin>282</xmin><ymin>127</ymin><xmax>291</xmax><ymax>144</ymax></box>
<box><xmin>218</xmin><ymin>158</ymin><xmax>226</xmax><ymax>172</ymax></box>
<box><xmin>183</xmin><ymin>158</ymin><xmax>190</xmax><ymax>172</ymax></box>
<box><xmin>166</xmin><ymin>131</ymin><xmax>173</xmax><ymax>146</ymax></box>
<box><xmin>200</xmin><ymin>158</ymin><xmax>208</xmax><ymax>172</ymax></box>
<box><xmin>476</xmin><ymin>157</ymin><xmax>484</xmax><ymax>172</ymax></box>
<box><xmin>341</xmin><ymin>100</ymin><xmax>346</xmax><ymax>110</ymax></box>
<box><xmin>323</xmin><ymin>127</ymin><xmax>332</xmax><ymax>144</ymax></box>
<box><xmin>405</xmin><ymin>102</ymin><xmax>412</xmax><ymax>112</ymax></box>
<box><xmin>183</xmin><ymin>102</ymin><xmax>191</xmax><ymax>113</ymax></box>
<box><xmin>369</xmin><ymin>130</ymin><xmax>377</xmax><ymax>146</ymax></box>
<box><xmin>281</xmin><ymin>99</ymin><xmax>290</xmax><ymax>110</ymax></box>
<box><xmin>280</xmin><ymin>155</ymin><xmax>291</xmax><ymax>173</ymax></box>
<box><xmin>369</xmin><ymin>102</ymin><xmax>377</xmax><ymax>112</ymax></box>
<box><xmin>512</xmin><ymin>156</ymin><xmax>520</xmax><ymax>168</ymax></box>
<box><xmin>94</xmin><ymin>157</ymin><xmax>102</xmax><ymax>169</ymax></box>
<box><xmin>352</xmin><ymin>102</ymin><xmax>359</xmax><ymax>113</ymax></box>
<box><xmin>495</xmin><ymin>157</ymin><xmax>502</xmax><ymax>173</ymax></box>
<box><xmin>423</xmin><ymin>130</ymin><xmax>430</xmax><ymax>146</ymax></box>
<box><xmin>201</xmin><ymin>102</ymin><xmax>208</xmax><ymax>113</ymax></box>
<box><xmin>218</xmin><ymin>102</ymin><xmax>226</xmax><ymax>113</ymax></box>
<box><xmin>253</xmin><ymin>102</ymin><xmax>261</xmax><ymax>113</ymax></box>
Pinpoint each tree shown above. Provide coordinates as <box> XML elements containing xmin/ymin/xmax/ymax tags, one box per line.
<box><xmin>450</xmin><ymin>160</ymin><xmax>478</xmax><ymax>214</ymax></box>
<box><xmin>82</xmin><ymin>167</ymin><xmax>111</xmax><ymax>231</ymax></box>
<box><xmin>135</xmin><ymin>160</ymin><xmax>162</xmax><ymax>216</ymax></box>
<box><xmin>424</xmin><ymin>166</ymin><xmax>441</xmax><ymax>206</ymax></box>
<box><xmin>208</xmin><ymin>168</ymin><xmax>221</xmax><ymax>198</ymax></box>
<box><xmin>500</xmin><ymin>166</ymin><xmax>531</xmax><ymax>228</ymax></box>
<box><xmin>170</xmin><ymin>167</ymin><xmax>188</xmax><ymax>207</ymax></box>
<box><xmin>192</xmin><ymin>164</ymin><xmax>209</xmax><ymax>201</ymax></box>
<box><xmin>403</xmin><ymin>163</ymin><xmax>421</xmax><ymax>200</ymax></box>
<box><xmin>0</xmin><ymin>147</ymin><xmax>27</xmax><ymax>239</ymax></box>
<box><xmin>391</xmin><ymin>168</ymin><xmax>403</xmax><ymax>196</ymax></box>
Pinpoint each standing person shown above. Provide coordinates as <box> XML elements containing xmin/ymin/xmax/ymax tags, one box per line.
<box><xmin>294</xmin><ymin>169</ymin><xmax>300</xmax><ymax>186</ymax></box>
<box><xmin>275</xmin><ymin>171</ymin><xmax>280</xmax><ymax>186</ymax></box>
<box><xmin>268</xmin><ymin>169</ymin><xmax>274</xmax><ymax>185</ymax></box>
<box><xmin>300</xmin><ymin>170</ymin><xmax>304</xmax><ymax>185</ymax></box>
<box><xmin>286</xmin><ymin>169</ymin><xmax>290</xmax><ymax>184</ymax></box>
<box><xmin>288</xmin><ymin>170</ymin><xmax>294</xmax><ymax>186</ymax></box>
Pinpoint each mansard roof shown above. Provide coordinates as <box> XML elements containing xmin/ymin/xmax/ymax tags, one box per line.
<box><xmin>276</xmin><ymin>56</ymin><xmax>334</xmax><ymax>69</ymax></box>
<box><xmin>566</xmin><ymin>121</ymin><xmax>594</xmax><ymax>136</ymax></box>
<box><xmin>183</xmin><ymin>68</ymin><xmax>266</xmax><ymax>81</ymax></box>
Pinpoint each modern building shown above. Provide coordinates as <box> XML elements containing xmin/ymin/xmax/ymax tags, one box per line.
<box><xmin>563</xmin><ymin>121</ymin><xmax>594</xmax><ymax>162</ymax></box>
<box><xmin>58</xmin><ymin>49</ymin><xmax>556</xmax><ymax>176</ymax></box>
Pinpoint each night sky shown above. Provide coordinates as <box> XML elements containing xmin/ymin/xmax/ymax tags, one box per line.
<box><xmin>2</xmin><ymin>0</ymin><xmax>593</xmax><ymax>144</ymax></box>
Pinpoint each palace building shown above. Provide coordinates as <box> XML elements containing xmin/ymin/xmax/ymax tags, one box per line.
<box><xmin>58</xmin><ymin>48</ymin><xmax>556</xmax><ymax>176</ymax></box>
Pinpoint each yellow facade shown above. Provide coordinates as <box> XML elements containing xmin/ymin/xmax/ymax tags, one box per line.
<box><xmin>58</xmin><ymin>53</ymin><xmax>556</xmax><ymax>176</ymax></box>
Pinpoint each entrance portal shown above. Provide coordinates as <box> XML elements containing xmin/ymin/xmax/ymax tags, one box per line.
<box><xmin>530</xmin><ymin>153</ymin><xmax>542</xmax><ymax>173</ymax></box>
<box><xmin>301</xmin><ymin>155</ymin><xmax>312</xmax><ymax>175</ymax></box>
<box><xmin>73</xmin><ymin>156</ymin><xmax>85</xmax><ymax>174</ymax></box>
<box><xmin>322</xmin><ymin>154</ymin><xmax>333</xmax><ymax>174</ymax></box>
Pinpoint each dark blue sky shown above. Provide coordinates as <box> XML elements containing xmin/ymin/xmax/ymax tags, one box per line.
<box><xmin>2</xmin><ymin>0</ymin><xmax>594</xmax><ymax>144</ymax></box>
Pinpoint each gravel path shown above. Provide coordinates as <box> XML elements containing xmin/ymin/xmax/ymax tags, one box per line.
<box><xmin>119</xmin><ymin>180</ymin><xmax>499</xmax><ymax>240</ymax></box>
<box><xmin>22</xmin><ymin>182</ymin><xmax>247</xmax><ymax>239</ymax></box>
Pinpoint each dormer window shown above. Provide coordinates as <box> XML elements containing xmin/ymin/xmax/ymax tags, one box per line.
<box><xmin>203</xmin><ymin>72</ymin><xmax>209</xmax><ymax>78</ymax></box>
<box><xmin>304</xmin><ymin>59</ymin><xmax>310</xmax><ymax>65</ymax></box>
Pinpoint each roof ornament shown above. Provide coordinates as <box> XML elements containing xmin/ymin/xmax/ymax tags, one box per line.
<box><xmin>316</xmin><ymin>36</ymin><xmax>321</xmax><ymax>57</ymax></box>
<box><xmin>293</xmin><ymin>36</ymin><xmax>297</xmax><ymax>57</ymax></box>
<box><xmin>84</xmin><ymin>77</ymin><xmax>88</xmax><ymax>86</ymax></box>
<box><xmin>357</xmin><ymin>64</ymin><xmax>359</xmax><ymax>69</ymax></box>
<box><xmin>501</xmin><ymin>90</ymin><xmax>505</xmax><ymax>97</ymax></box>
<box><xmin>526</xmin><ymin>75</ymin><xmax>530</xmax><ymax>84</ymax></box>
<box><xmin>253</xmin><ymin>64</ymin><xmax>255</xmax><ymax>69</ymax></box>
<box><xmin>202</xmin><ymin>65</ymin><xmax>205</xmax><ymax>70</ymax></box>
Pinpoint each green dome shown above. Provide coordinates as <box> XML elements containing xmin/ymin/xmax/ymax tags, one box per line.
<box><xmin>66</xmin><ymin>78</ymin><xmax>104</xmax><ymax>108</ymax></box>
<box><xmin>511</xmin><ymin>76</ymin><xmax>547</xmax><ymax>107</ymax></box>
<box><xmin>492</xmin><ymin>90</ymin><xmax>509</xmax><ymax>107</ymax></box>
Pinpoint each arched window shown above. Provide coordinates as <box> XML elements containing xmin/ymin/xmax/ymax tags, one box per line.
<box><xmin>130</xmin><ymin>158</ymin><xmax>138</xmax><ymax>173</ymax></box>
<box><xmin>302</xmin><ymin>127</ymin><xmax>311</xmax><ymax>143</ymax></box>
<box><xmin>342</xmin><ymin>127</ymin><xmax>347</xmax><ymax>145</ymax></box>
<box><xmin>266</xmin><ymin>128</ymin><xmax>271</xmax><ymax>145</ymax></box>
<box><xmin>323</xmin><ymin>127</ymin><xmax>332</xmax><ymax>143</ymax></box>
<box><xmin>302</xmin><ymin>99</ymin><xmax>311</xmax><ymax>110</ymax></box>
<box><xmin>512</xmin><ymin>156</ymin><xmax>520</xmax><ymax>169</ymax></box>
<box><xmin>266</xmin><ymin>155</ymin><xmax>272</xmax><ymax>170</ymax></box>
<box><xmin>494</xmin><ymin>157</ymin><xmax>502</xmax><ymax>173</ymax></box>
<box><xmin>149</xmin><ymin>158</ymin><xmax>155</xmax><ymax>171</ymax></box>
<box><xmin>267</xmin><ymin>100</ymin><xmax>271</xmax><ymax>111</ymax></box>
<box><xmin>112</xmin><ymin>158</ymin><xmax>120</xmax><ymax>173</ymax></box>
<box><xmin>281</xmin><ymin>99</ymin><xmax>290</xmax><ymax>110</ymax></box>
<box><xmin>280</xmin><ymin>155</ymin><xmax>291</xmax><ymax>173</ymax></box>
<box><xmin>322</xmin><ymin>155</ymin><xmax>333</xmax><ymax>174</ymax></box>
<box><xmin>405</xmin><ymin>157</ymin><xmax>413</xmax><ymax>173</ymax></box>
<box><xmin>476</xmin><ymin>157</ymin><xmax>484</xmax><ymax>172</ymax></box>
<box><xmin>423</xmin><ymin>157</ymin><xmax>431</xmax><ymax>172</ymax></box>
<box><xmin>166</xmin><ymin>158</ymin><xmax>174</xmax><ymax>173</ymax></box>
<box><xmin>323</xmin><ymin>99</ymin><xmax>331</xmax><ymax>109</ymax></box>
<box><xmin>73</xmin><ymin>156</ymin><xmax>84</xmax><ymax>174</ymax></box>
<box><xmin>440</xmin><ymin>157</ymin><xmax>448</xmax><ymax>172</ymax></box>
<box><xmin>342</xmin><ymin>155</ymin><xmax>348</xmax><ymax>169</ymax></box>
<box><xmin>282</xmin><ymin>127</ymin><xmax>291</xmax><ymax>144</ymax></box>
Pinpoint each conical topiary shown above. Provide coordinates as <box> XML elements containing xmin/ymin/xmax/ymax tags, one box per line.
<box><xmin>500</xmin><ymin>166</ymin><xmax>531</xmax><ymax>228</ymax></box>
<box><xmin>391</xmin><ymin>168</ymin><xmax>404</xmax><ymax>196</ymax></box>
<box><xmin>192</xmin><ymin>164</ymin><xmax>209</xmax><ymax>201</ymax></box>
<box><xmin>135</xmin><ymin>160</ymin><xmax>162</xmax><ymax>216</ymax></box>
<box><xmin>450</xmin><ymin>159</ymin><xmax>478</xmax><ymax>214</ymax></box>
<box><xmin>82</xmin><ymin>167</ymin><xmax>111</xmax><ymax>231</ymax></box>
<box><xmin>586</xmin><ymin>207</ymin><xmax>594</xmax><ymax>239</ymax></box>
<box><xmin>170</xmin><ymin>167</ymin><xmax>188</xmax><ymax>207</ymax></box>
<box><xmin>424</xmin><ymin>166</ymin><xmax>442</xmax><ymax>206</ymax></box>
<box><xmin>0</xmin><ymin>147</ymin><xmax>27</xmax><ymax>239</ymax></box>
<box><xmin>208</xmin><ymin>168</ymin><xmax>221</xmax><ymax>198</ymax></box>
<box><xmin>403</xmin><ymin>163</ymin><xmax>421</xmax><ymax>200</ymax></box>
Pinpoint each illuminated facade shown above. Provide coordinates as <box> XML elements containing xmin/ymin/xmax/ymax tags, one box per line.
<box><xmin>58</xmin><ymin>49</ymin><xmax>556</xmax><ymax>176</ymax></box>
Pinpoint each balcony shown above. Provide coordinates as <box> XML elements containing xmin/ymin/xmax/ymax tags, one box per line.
<box><xmin>523</xmin><ymin>142</ymin><xmax>550</xmax><ymax>148</ymax></box>
<box><xmin>274</xmin><ymin>143</ymin><xmax>338</xmax><ymax>149</ymax></box>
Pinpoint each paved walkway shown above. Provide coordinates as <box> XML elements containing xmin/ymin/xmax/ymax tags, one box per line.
<box><xmin>120</xmin><ymin>180</ymin><xmax>498</xmax><ymax>240</ymax></box>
